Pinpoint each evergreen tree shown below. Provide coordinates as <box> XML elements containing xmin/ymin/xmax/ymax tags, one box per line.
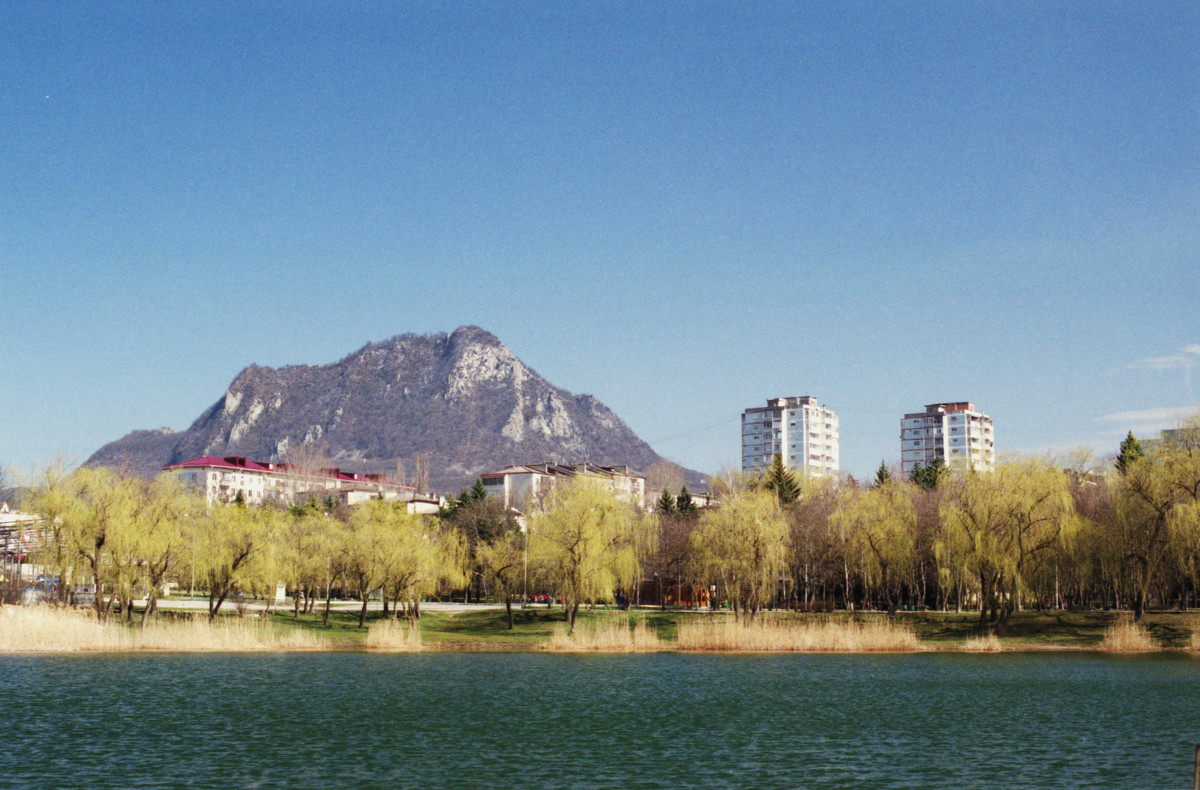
<box><xmin>676</xmin><ymin>486</ymin><xmax>698</xmax><ymax>516</ymax></box>
<box><xmin>1116</xmin><ymin>431</ymin><xmax>1145</xmax><ymax>475</ymax></box>
<box><xmin>911</xmin><ymin>458</ymin><xmax>948</xmax><ymax>491</ymax></box>
<box><xmin>657</xmin><ymin>488</ymin><xmax>676</xmax><ymax>516</ymax></box>
<box><xmin>470</xmin><ymin>478</ymin><xmax>489</xmax><ymax>503</ymax></box>
<box><xmin>874</xmin><ymin>461</ymin><xmax>892</xmax><ymax>487</ymax></box>
<box><xmin>763</xmin><ymin>454</ymin><xmax>801</xmax><ymax>505</ymax></box>
<box><xmin>233</xmin><ymin>489</ymin><xmax>246</xmax><ymax>507</ymax></box>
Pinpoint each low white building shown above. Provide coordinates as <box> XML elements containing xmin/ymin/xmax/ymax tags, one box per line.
<box><xmin>900</xmin><ymin>402</ymin><xmax>995</xmax><ymax>475</ymax></box>
<box><xmin>163</xmin><ymin>456</ymin><xmax>418</xmax><ymax>507</ymax></box>
<box><xmin>480</xmin><ymin>462</ymin><xmax>647</xmax><ymax>511</ymax></box>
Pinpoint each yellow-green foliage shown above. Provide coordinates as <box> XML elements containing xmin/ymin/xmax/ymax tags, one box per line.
<box><xmin>1100</xmin><ymin>618</ymin><xmax>1158</xmax><ymax>652</ymax></box>
<box><xmin>364</xmin><ymin>618</ymin><xmax>422</xmax><ymax>651</ymax></box>
<box><xmin>528</xmin><ymin>478</ymin><xmax>641</xmax><ymax>628</ymax></box>
<box><xmin>938</xmin><ymin>459</ymin><xmax>1075</xmax><ymax>618</ymax></box>
<box><xmin>0</xmin><ymin>607</ymin><xmax>323</xmax><ymax>652</ymax></box>
<box><xmin>690</xmin><ymin>488</ymin><xmax>788</xmax><ymax>619</ymax></box>
<box><xmin>676</xmin><ymin>616</ymin><xmax>920</xmax><ymax>652</ymax></box>
<box><xmin>545</xmin><ymin>618</ymin><xmax>662</xmax><ymax>652</ymax></box>
<box><xmin>833</xmin><ymin>481</ymin><xmax>916</xmax><ymax>610</ymax></box>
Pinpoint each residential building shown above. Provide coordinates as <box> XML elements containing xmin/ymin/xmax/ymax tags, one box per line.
<box><xmin>900</xmin><ymin>402</ymin><xmax>995</xmax><ymax>475</ymax></box>
<box><xmin>1140</xmin><ymin>426</ymin><xmax>1199</xmax><ymax>454</ymax></box>
<box><xmin>740</xmin><ymin>396</ymin><xmax>839</xmax><ymax>478</ymax></box>
<box><xmin>480</xmin><ymin>462</ymin><xmax>647</xmax><ymax>511</ymax></box>
<box><xmin>162</xmin><ymin>456</ymin><xmax>420</xmax><ymax>508</ymax></box>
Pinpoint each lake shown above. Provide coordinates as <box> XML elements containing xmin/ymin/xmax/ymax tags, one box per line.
<box><xmin>1</xmin><ymin>652</ymin><xmax>1197</xmax><ymax>788</ymax></box>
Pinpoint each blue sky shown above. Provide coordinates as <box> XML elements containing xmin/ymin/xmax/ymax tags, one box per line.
<box><xmin>2</xmin><ymin>1</ymin><xmax>1197</xmax><ymax>482</ymax></box>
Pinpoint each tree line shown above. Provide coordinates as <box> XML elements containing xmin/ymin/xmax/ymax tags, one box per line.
<box><xmin>656</xmin><ymin>417</ymin><xmax>1200</xmax><ymax>633</ymax></box>
<box><xmin>9</xmin><ymin>414</ymin><xmax>1200</xmax><ymax>636</ymax></box>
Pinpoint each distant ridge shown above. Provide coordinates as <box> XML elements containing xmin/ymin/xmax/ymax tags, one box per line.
<box><xmin>87</xmin><ymin>326</ymin><xmax>705</xmax><ymax>492</ymax></box>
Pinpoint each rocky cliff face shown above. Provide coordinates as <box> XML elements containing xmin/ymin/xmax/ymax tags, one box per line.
<box><xmin>88</xmin><ymin>326</ymin><xmax>702</xmax><ymax>492</ymax></box>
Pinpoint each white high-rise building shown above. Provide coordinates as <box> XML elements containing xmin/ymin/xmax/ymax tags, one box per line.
<box><xmin>900</xmin><ymin>402</ymin><xmax>995</xmax><ymax>475</ymax></box>
<box><xmin>741</xmin><ymin>396</ymin><xmax>839</xmax><ymax>478</ymax></box>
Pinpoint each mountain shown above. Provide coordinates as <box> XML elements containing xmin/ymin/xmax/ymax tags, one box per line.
<box><xmin>87</xmin><ymin>326</ymin><xmax>705</xmax><ymax>492</ymax></box>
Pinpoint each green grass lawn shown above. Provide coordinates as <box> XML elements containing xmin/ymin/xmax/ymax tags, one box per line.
<box><xmin>256</xmin><ymin>605</ymin><xmax>1200</xmax><ymax>651</ymax></box>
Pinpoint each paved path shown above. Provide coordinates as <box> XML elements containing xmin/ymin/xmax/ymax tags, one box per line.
<box><xmin>153</xmin><ymin>598</ymin><xmax>524</xmax><ymax>614</ymax></box>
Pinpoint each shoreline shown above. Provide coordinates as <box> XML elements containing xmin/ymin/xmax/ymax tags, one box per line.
<box><xmin>4</xmin><ymin>604</ymin><xmax>1196</xmax><ymax>655</ymax></box>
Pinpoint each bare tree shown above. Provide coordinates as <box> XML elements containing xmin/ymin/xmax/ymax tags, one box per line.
<box><xmin>413</xmin><ymin>453</ymin><xmax>430</xmax><ymax>495</ymax></box>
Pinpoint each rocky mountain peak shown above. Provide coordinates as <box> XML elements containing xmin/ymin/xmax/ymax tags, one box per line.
<box><xmin>87</xmin><ymin>327</ymin><xmax>704</xmax><ymax>492</ymax></box>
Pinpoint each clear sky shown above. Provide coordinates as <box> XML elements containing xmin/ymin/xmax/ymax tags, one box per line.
<box><xmin>2</xmin><ymin>1</ymin><xmax>1197</xmax><ymax>483</ymax></box>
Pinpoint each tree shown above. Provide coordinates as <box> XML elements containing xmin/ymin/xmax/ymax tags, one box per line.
<box><xmin>833</xmin><ymin>481</ymin><xmax>916</xmax><ymax>614</ymax></box>
<box><xmin>528</xmin><ymin>478</ymin><xmax>641</xmax><ymax>632</ymax></box>
<box><xmin>195</xmin><ymin>502</ymin><xmax>269</xmax><ymax>621</ymax></box>
<box><xmin>62</xmin><ymin>466</ymin><xmax>138</xmax><ymax>621</ymax></box>
<box><xmin>470</xmin><ymin>501</ymin><xmax>525</xmax><ymax>627</ymax></box>
<box><xmin>128</xmin><ymin>476</ymin><xmax>193</xmax><ymax>625</ymax></box>
<box><xmin>345</xmin><ymin>500</ymin><xmax>399</xmax><ymax>628</ymax></box>
<box><xmin>656</xmin><ymin>488</ymin><xmax>676</xmax><ymax>517</ymax></box>
<box><xmin>873</xmin><ymin>461</ymin><xmax>892</xmax><ymax>487</ymax></box>
<box><xmin>1116</xmin><ymin>431</ymin><xmax>1144</xmax><ymax>476</ymax></box>
<box><xmin>690</xmin><ymin>488</ymin><xmax>788</xmax><ymax>623</ymax></box>
<box><xmin>911</xmin><ymin>458</ymin><xmax>948</xmax><ymax>491</ymax></box>
<box><xmin>675</xmin><ymin>486</ymin><xmax>698</xmax><ymax>517</ymax></box>
<box><xmin>762</xmin><ymin>454</ymin><xmax>801</xmax><ymax>505</ymax></box>
<box><xmin>939</xmin><ymin>460</ymin><xmax>1075</xmax><ymax>633</ymax></box>
<box><xmin>1112</xmin><ymin>415</ymin><xmax>1200</xmax><ymax>618</ymax></box>
<box><xmin>787</xmin><ymin>476</ymin><xmax>842</xmax><ymax>610</ymax></box>
<box><xmin>450</xmin><ymin>493</ymin><xmax>518</xmax><ymax>614</ymax></box>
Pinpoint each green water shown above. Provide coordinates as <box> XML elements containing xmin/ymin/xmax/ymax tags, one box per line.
<box><xmin>2</xmin><ymin>652</ymin><xmax>1197</xmax><ymax>788</ymax></box>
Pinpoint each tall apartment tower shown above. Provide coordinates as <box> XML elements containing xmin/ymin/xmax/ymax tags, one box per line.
<box><xmin>900</xmin><ymin>402</ymin><xmax>995</xmax><ymax>475</ymax></box>
<box><xmin>741</xmin><ymin>396</ymin><xmax>839</xmax><ymax>478</ymax></box>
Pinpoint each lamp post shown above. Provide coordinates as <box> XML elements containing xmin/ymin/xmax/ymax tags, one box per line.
<box><xmin>521</xmin><ymin>514</ymin><xmax>528</xmax><ymax>609</ymax></box>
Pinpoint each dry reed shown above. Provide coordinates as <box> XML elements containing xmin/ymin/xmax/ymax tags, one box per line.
<box><xmin>365</xmin><ymin>617</ymin><xmax>422</xmax><ymax>651</ymax></box>
<box><xmin>960</xmin><ymin>634</ymin><xmax>1003</xmax><ymax>652</ymax></box>
<box><xmin>675</xmin><ymin>616</ymin><xmax>921</xmax><ymax>652</ymax></box>
<box><xmin>0</xmin><ymin>606</ymin><xmax>324</xmax><ymax>652</ymax></box>
<box><xmin>544</xmin><ymin>618</ymin><xmax>662</xmax><ymax>652</ymax></box>
<box><xmin>1100</xmin><ymin>617</ymin><xmax>1158</xmax><ymax>652</ymax></box>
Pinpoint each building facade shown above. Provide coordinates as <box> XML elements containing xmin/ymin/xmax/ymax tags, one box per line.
<box><xmin>741</xmin><ymin>396</ymin><xmax>839</xmax><ymax>478</ymax></box>
<box><xmin>163</xmin><ymin>456</ymin><xmax>421</xmax><ymax>508</ymax></box>
<box><xmin>480</xmin><ymin>462</ymin><xmax>647</xmax><ymax>511</ymax></box>
<box><xmin>900</xmin><ymin>402</ymin><xmax>995</xmax><ymax>475</ymax></box>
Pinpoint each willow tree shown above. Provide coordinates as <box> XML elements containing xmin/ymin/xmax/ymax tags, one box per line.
<box><xmin>528</xmin><ymin>478</ymin><xmax>641</xmax><ymax>632</ymax></box>
<box><xmin>59</xmin><ymin>466</ymin><xmax>140</xmax><ymax>621</ymax></box>
<box><xmin>833</xmin><ymin>481</ymin><xmax>916</xmax><ymax>614</ymax></box>
<box><xmin>128</xmin><ymin>476</ymin><xmax>195</xmax><ymax>624</ymax></box>
<box><xmin>280</xmin><ymin>508</ymin><xmax>336</xmax><ymax>616</ymax></box>
<box><xmin>195</xmin><ymin>501</ymin><xmax>270</xmax><ymax>621</ymax></box>
<box><xmin>690</xmin><ymin>488</ymin><xmax>788</xmax><ymax>623</ymax></box>
<box><xmin>345</xmin><ymin>499</ymin><xmax>399</xmax><ymax>628</ymax></box>
<box><xmin>23</xmin><ymin>461</ymin><xmax>84</xmax><ymax>606</ymax></box>
<box><xmin>940</xmin><ymin>460</ymin><xmax>1075</xmax><ymax>633</ymax></box>
<box><xmin>1114</xmin><ymin>415</ymin><xmax>1200</xmax><ymax>618</ymax></box>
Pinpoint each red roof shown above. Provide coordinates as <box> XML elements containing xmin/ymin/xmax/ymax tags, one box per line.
<box><xmin>162</xmin><ymin>456</ymin><xmax>412</xmax><ymax>489</ymax></box>
<box><xmin>163</xmin><ymin>456</ymin><xmax>273</xmax><ymax>473</ymax></box>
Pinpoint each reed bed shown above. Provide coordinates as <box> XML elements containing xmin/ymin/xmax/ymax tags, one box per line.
<box><xmin>960</xmin><ymin>634</ymin><xmax>1003</xmax><ymax>652</ymax></box>
<box><xmin>675</xmin><ymin>616</ymin><xmax>921</xmax><ymax>652</ymax></box>
<box><xmin>365</xmin><ymin>618</ymin><xmax>422</xmax><ymax>651</ymax></box>
<box><xmin>1100</xmin><ymin>617</ymin><xmax>1158</xmax><ymax>653</ymax></box>
<box><xmin>544</xmin><ymin>618</ymin><xmax>663</xmax><ymax>652</ymax></box>
<box><xmin>0</xmin><ymin>606</ymin><xmax>325</xmax><ymax>652</ymax></box>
